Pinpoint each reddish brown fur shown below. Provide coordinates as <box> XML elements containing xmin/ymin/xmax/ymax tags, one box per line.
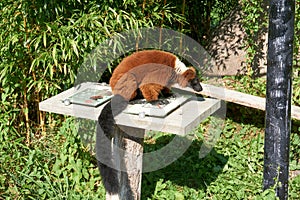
<box><xmin>110</xmin><ymin>50</ymin><xmax>196</xmax><ymax>101</ymax></box>
<box><xmin>179</xmin><ymin>67</ymin><xmax>196</xmax><ymax>87</ymax></box>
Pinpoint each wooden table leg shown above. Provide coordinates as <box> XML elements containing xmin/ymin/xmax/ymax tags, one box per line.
<box><xmin>107</xmin><ymin>125</ymin><xmax>144</xmax><ymax>200</ymax></box>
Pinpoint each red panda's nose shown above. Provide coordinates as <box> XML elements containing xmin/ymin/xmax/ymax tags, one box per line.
<box><xmin>190</xmin><ymin>77</ymin><xmax>203</xmax><ymax>92</ymax></box>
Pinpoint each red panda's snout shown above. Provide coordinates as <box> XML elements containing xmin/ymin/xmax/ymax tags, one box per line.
<box><xmin>190</xmin><ymin>77</ymin><xmax>202</xmax><ymax>92</ymax></box>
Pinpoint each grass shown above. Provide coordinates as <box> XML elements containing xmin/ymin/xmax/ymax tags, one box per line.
<box><xmin>1</xmin><ymin>103</ymin><xmax>299</xmax><ymax>199</ymax></box>
<box><xmin>0</xmin><ymin>118</ymin><xmax>106</xmax><ymax>199</ymax></box>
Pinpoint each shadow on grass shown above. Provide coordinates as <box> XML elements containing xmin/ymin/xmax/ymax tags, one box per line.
<box><xmin>226</xmin><ymin>102</ymin><xmax>265</xmax><ymax>129</ymax></box>
<box><xmin>226</xmin><ymin>102</ymin><xmax>300</xmax><ymax>131</ymax></box>
<box><xmin>141</xmin><ymin>134</ymin><xmax>228</xmax><ymax>198</ymax></box>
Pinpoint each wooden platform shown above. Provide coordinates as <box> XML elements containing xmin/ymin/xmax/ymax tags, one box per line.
<box><xmin>39</xmin><ymin>82</ymin><xmax>221</xmax><ymax>135</ymax></box>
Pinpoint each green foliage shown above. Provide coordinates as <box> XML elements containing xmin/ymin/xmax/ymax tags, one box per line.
<box><xmin>171</xmin><ymin>0</ymin><xmax>239</xmax><ymax>44</ymax></box>
<box><xmin>223</xmin><ymin>75</ymin><xmax>267</xmax><ymax>97</ymax></box>
<box><xmin>241</xmin><ymin>0</ymin><xmax>268</xmax><ymax>75</ymax></box>
<box><xmin>293</xmin><ymin>1</ymin><xmax>300</xmax><ymax>106</ymax></box>
<box><xmin>0</xmin><ymin>118</ymin><xmax>105</xmax><ymax>199</ymax></box>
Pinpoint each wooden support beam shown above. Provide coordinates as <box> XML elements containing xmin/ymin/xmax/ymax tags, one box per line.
<box><xmin>173</xmin><ymin>83</ymin><xmax>300</xmax><ymax>120</ymax></box>
<box><xmin>108</xmin><ymin>126</ymin><xmax>144</xmax><ymax>200</ymax></box>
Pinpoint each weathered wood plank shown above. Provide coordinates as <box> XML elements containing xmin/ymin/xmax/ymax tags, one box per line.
<box><xmin>173</xmin><ymin>83</ymin><xmax>300</xmax><ymax>120</ymax></box>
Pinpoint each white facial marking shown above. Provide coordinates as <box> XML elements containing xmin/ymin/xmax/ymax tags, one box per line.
<box><xmin>175</xmin><ymin>57</ymin><xmax>188</xmax><ymax>74</ymax></box>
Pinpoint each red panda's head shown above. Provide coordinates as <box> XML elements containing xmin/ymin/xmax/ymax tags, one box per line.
<box><xmin>178</xmin><ymin>67</ymin><xmax>203</xmax><ymax>92</ymax></box>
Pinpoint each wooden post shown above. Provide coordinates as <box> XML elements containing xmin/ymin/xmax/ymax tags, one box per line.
<box><xmin>263</xmin><ymin>0</ymin><xmax>295</xmax><ymax>199</ymax></box>
<box><xmin>108</xmin><ymin>125</ymin><xmax>144</xmax><ymax>200</ymax></box>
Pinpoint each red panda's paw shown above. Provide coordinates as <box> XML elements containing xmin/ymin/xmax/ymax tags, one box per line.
<box><xmin>162</xmin><ymin>87</ymin><xmax>172</xmax><ymax>95</ymax></box>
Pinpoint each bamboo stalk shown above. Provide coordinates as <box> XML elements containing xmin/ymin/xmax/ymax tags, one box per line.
<box><xmin>205</xmin><ymin>0</ymin><xmax>211</xmax><ymax>38</ymax></box>
<box><xmin>32</xmin><ymin>70</ymin><xmax>46</xmax><ymax>133</ymax></box>
<box><xmin>159</xmin><ymin>0</ymin><xmax>167</xmax><ymax>48</ymax></box>
<box><xmin>23</xmin><ymin>10</ymin><xmax>46</xmax><ymax>134</ymax></box>
<box><xmin>179</xmin><ymin>0</ymin><xmax>186</xmax><ymax>53</ymax></box>
<box><xmin>142</xmin><ymin>0</ymin><xmax>146</xmax><ymax>14</ymax></box>
<box><xmin>181</xmin><ymin>0</ymin><xmax>186</xmax><ymax>30</ymax></box>
<box><xmin>22</xmin><ymin>12</ymin><xmax>31</xmax><ymax>144</ymax></box>
<box><xmin>23</xmin><ymin>88</ymin><xmax>31</xmax><ymax>145</ymax></box>
<box><xmin>40</xmin><ymin>111</ymin><xmax>46</xmax><ymax>134</ymax></box>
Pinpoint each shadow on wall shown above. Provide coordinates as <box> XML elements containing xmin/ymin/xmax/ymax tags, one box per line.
<box><xmin>205</xmin><ymin>2</ymin><xmax>269</xmax><ymax>77</ymax></box>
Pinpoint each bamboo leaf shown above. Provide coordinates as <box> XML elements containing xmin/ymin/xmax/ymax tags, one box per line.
<box><xmin>48</xmin><ymin>63</ymin><xmax>53</xmax><ymax>79</ymax></box>
<box><xmin>63</xmin><ymin>64</ymin><xmax>67</xmax><ymax>75</ymax></box>
<box><xmin>43</xmin><ymin>32</ymin><xmax>47</xmax><ymax>48</ymax></box>
<box><xmin>70</xmin><ymin>39</ymin><xmax>79</xmax><ymax>57</ymax></box>
<box><xmin>108</xmin><ymin>7</ymin><xmax>117</xmax><ymax>17</ymax></box>
<box><xmin>52</xmin><ymin>44</ymin><xmax>58</xmax><ymax>67</ymax></box>
<box><xmin>27</xmin><ymin>79</ymin><xmax>36</xmax><ymax>93</ymax></box>
<box><xmin>32</xmin><ymin>36</ymin><xmax>42</xmax><ymax>51</ymax></box>
<box><xmin>29</xmin><ymin>59</ymin><xmax>37</xmax><ymax>73</ymax></box>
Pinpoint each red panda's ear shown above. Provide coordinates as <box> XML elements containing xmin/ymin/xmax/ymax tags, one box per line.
<box><xmin>182</xmin><ymin>67</ymin><xmax>196</xmax><ymax>80</ymax></box>
<box><xmin>178</xmin><ymin>67</ymin><xmax>196</xmax><ymax>87</ymax></box>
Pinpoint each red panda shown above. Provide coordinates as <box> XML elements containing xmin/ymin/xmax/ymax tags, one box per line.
<box><xmin>109</xmin><ymin>50</ymin><xmax>202</xmax><ymax>101</ymax></box>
